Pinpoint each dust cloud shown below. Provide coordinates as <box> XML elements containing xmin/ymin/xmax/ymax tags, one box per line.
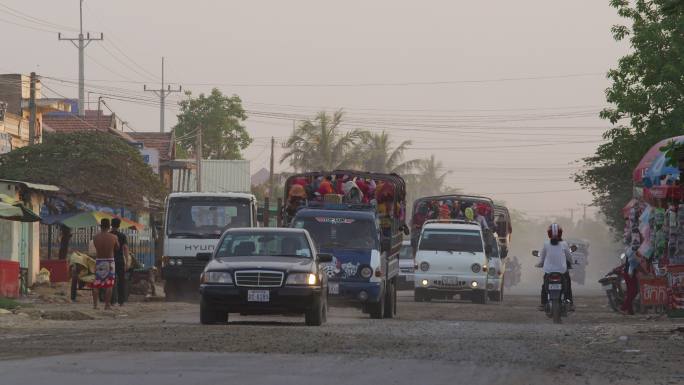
<box><xmin>507</xmin><ymin>213</ymin><xmax>623</xmax><ymax>296</ymax></box>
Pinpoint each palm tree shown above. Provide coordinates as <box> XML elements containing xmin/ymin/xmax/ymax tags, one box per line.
<box><xmin>412</xmin><ymin>155</ymin><xmax>452</xmax><ymax>198</ymax></box>
<box><xmin>280</xmin><ymin>110</ymin><xmax>363</xmax><ymax>171</ymax></box>
<box><xmin>356</xmin><ymin>131</ymin><xmax>422</xmax><ymax>175</ymax></box>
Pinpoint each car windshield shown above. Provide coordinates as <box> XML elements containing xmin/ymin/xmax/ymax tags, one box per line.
<box><xmin>399</xmin><ymin>245</ymin><xmax>413</xmax><ymax>259</ymax></box>
<box><xmin>215</xmin><ymin>232</ymin><xmax>312</xmax><ymax>258</ymax></box>
<box><xmin>293</xmin><ymin>216</ymin><xmax>378</xmax><ymax>250</ymax></box>
<box><xmin>167</xmin><ymin>197</ymin><xmax>251</xmax><ymax>238</ymax></box>
<box><xmin>419</xmin><ymin>228</ymin><xmax>483</xmax><ymax>253</ymax></box>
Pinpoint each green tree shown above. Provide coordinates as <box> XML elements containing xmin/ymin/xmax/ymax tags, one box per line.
<box><xmin>281</xmin><ymin>110</ymin><xmax>362</xmax><ymax>171</ymax></box>
<box><xmin>575</xmin><ymin>0</ymin><xmax>684</xmax><ymax>235</ymax></box>
<box><xmin>356</xmin><ymin>131</ymin><xmax>421</xmax><ymax>174</ymax></box>
<box><xmin>0</xmin><ymin>132</ymin><xmax>166</xmax><ymax>209</ymax></box>
<box><xmin>174</xmin><ymin>88</ymin><xmax>252</xmax><ymax>160</ymax></box>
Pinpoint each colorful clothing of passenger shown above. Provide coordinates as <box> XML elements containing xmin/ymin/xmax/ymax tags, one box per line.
<box><xmin>92</xmin><ymin>258</ymin><xmax>115</xmax><ymax>289</ymax></box>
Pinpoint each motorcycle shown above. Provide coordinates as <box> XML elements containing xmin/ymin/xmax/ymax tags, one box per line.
<box><xmin>598</xmin><ymin>261</ymin><xmax>625</xmax><ymax>312</ymax></box>
<box><xmin>532</xmin><ymin>244</ymin><xmax>577</xmax><ymax>324</ymax></box>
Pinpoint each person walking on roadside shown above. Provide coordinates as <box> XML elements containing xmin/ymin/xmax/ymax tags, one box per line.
<box><xmin>111</xmin><ymin>218</ymin><xmax>129</xmax><ymax>306</ymax></box>
<box><xmin>92</xmin><ymin>218</ymin><xmax>118</xmax><ymax>310</ymax></box>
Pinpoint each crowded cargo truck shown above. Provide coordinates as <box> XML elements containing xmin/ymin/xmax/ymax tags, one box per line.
<box><xmin>283</xmin><ymin>171</ymin><xmax>408</xmax><ymax>319</ymax></box>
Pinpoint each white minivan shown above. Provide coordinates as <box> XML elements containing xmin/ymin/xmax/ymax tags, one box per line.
<box><xmin>414</xmin><ymin>220</ymin><xmax>490</xmax><ymax>304</ymax></box>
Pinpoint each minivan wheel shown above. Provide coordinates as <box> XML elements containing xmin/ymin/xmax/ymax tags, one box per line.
<box><xmin>471</xmin><ymin>289</ymin><xmax>488</xmax><ymax>305</ymax></box>
<box><xmin>200</xmin><ymin>297</ymin><xmax>227</xmax><ymax>324</ymax></box>
<box><xmin>384</xmin><ymin>281</ymin><xmax>396</xmax><ymax>319</ymax></box>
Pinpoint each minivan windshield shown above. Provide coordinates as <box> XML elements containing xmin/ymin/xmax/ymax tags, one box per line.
<box><xmin>293</xmin><ymin>216</ymin><xmax>378</xmax><ymax>250</ymax></box>
<box><xmin>419</xmin><ymin>229</ymin><xmax>483</xmax><ymax>253</ymax></box>
<box><xmin>216</xmin><ymin>232</ymin><xmax>312</xmax><ymax>258</ymax></box>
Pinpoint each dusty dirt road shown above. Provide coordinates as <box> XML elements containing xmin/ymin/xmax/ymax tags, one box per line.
<box><xmin>0</xmin><ymin>291</ymin><xmax>682</xmax><ymax>385</ymax></box>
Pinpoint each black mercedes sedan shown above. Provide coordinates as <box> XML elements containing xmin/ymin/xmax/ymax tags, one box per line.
<box><xmin>197</xmin><ymin>228</ymin><xmax>332</xmax><ymax>325</ymax></box>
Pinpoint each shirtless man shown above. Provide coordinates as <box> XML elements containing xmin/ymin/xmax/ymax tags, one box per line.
<box><xmin>92</xmin><ymin>218</ymin><xmax>119</xmax><ymax>310</ymax></box>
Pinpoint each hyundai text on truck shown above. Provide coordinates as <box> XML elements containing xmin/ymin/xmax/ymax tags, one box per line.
<box><xmin>283</xmin><ymin>171</ymin><xmax>408</xmax><ymax>319</ymax></box>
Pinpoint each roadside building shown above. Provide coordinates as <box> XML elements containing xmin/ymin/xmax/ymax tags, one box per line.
<box><xmin>0</xmin><ymin>179</ymin><xmax>59</xmax><ymax>293</ymax></box>
<box><xmin>0</xmin><ymin>73</ymin><xmax>71</xmax><ymax>152</ymax></box>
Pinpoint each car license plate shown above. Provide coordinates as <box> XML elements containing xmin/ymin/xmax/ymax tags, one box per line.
<box><xmin>442</xmin><ymin>276</ymin><xmax>458</xmax><ymax>285</ymax></box>
<box><xmin>548</xmin><ymin>283</ymin><xmax>562</xmax><ymax>290</ymax></box>
<box><xmin>247</xmin><ymin>290</ymin><xmax>270</xmax><ymax>302</ymax></box>
<box><xmin>328</xmin><ymin>283</ymin><xmax>339</xmax><ymax>295</ymax></box>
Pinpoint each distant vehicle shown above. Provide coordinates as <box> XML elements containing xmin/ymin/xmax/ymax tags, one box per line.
<box><xmin>486</xmin><ymin>239</ymin><xmax>505</xmax><ymax>301</ymax></box>
<box><xmin>410</xmin><ymin>194</ymin><xmax>496</xmax><ymax>254</ymax></box>
<box><xmin>398</xmin><ymin>240</ymin><xmax>414</xmax><ymax>289</ymax></box>
<box><xmin>504</xmin><ymin>255</ymin><xmax>522</xmax><ymax>288</ymax></box>
<box><xmin>493</xmin><ymin>205</ymin><xmax>512</xmax><ymax>258</ymax></box>
<box><xmin>566</xmin><ymin>238</ymin><xmax>589</xmax><ymax>285</ymax></box>
<box><xmin>162</xmin><ymin>192</ymin><xmax>258</xmax><ymax>300</ymax></box>
<box><xmin>414</xmin><ymin>220</ymin><xmax>490</xmax><ymax>304</ymax></box>
<box><xmin>285</xmin><ymin>170</ymin><xmax>407</xmax><ymax>319</ymax></box>
<box><xmin>197</xmin><ymin>228</ymin><xmax>332</xmax><ymax>325</ymax></box>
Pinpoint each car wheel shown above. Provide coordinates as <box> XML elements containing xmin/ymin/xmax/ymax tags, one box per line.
<box><xmin>369</xmin><ymin>285</ymin><xmax>386</xmax><ymax>319</ymax></box>
<box><xmin>305</xmin><ymin>295</ymin><xmax>325</xmax><ymax>326</ymax></box>
<box><xmin>384</xmin><ymin>281</ymin><xmax>396</xmax><ymax>319</ymax></box>
<box><xmin>200</xmin><ymin>296</ymin><xmax>227</xmax><ymax>324</ymax></box>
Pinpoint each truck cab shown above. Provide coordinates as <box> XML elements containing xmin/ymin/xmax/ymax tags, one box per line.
<box><xmin>162</xmin><ymin>192</ymin><xmax>258</xmax><ymax>300</ymax></box>
<box><xmin>284</xmin><ymin>171</ymin><xmax>407</xmax><ymax>319</ymax></box>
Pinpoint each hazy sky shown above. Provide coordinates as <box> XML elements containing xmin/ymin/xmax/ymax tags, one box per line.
<box><xmin>1</xmin><ymin>0</ymin><xmax>629</xmax><ymax>217</ymax></box>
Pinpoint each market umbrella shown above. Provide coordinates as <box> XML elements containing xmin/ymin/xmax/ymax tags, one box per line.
<box><xmin>43</xmin><ymin>211</ymin><xmax>144</xmax><ymax>230</ymax></box>
<box><xmin>0</xmin><ymin>194</ymin><xmax>41</xmax><ymax>222</ymax></box>
<box><xmin>633</xmin><ymin>135</ymin><xmax>684</xmax><ymax>184</ymax></box>
<box><xmin>644</xmin><ymin>152</ymin><xmax>680</xmax><ymax>188</ymax></box>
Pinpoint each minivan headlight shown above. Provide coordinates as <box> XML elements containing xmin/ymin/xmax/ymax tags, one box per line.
<box><xmin>420</xmin><ymin>262</ymin><xmax>430</xmax><ymax>272</ymax></box>
<box><xmin>286</xmin><ymin>273</ymin><xmax>317</xmax><ymax>285</ymax></box>
<box><xmin>202</xmin><ymin>271</ymin><xmax>233</xmax><ymax>284</ymax></box>
<box><xmin>359</xmin><ymin>266</ymin><xmax>373</xmax><ymax>279</ymax></box>
<box><xmin>471</xmin><ymin>263</ymin><xmax>481</xmax><ymax>273</ymax></box>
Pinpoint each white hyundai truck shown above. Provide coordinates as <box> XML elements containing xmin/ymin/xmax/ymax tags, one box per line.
<box><xmin>162</xmin><ymin>192</ymin><xmax>258</xmax><ymax>300</ymax></box>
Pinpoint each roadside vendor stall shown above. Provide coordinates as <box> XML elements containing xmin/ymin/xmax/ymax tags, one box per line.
<box><xmin>626</xmin><ymin>136</ymin><xmax>684</xmax><ymax>317</ymax></box>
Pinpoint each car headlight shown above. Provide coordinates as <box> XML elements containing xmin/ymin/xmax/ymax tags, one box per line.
<box><xmin>176</xmin><ymin>258</ymin><xmax>183</xmax><ymax>266</ymax></box>
<box><xmin>359</xmin><ymin>266</ymin><xmax>373</xmax><ymax>279</ymax></box>
<box><xmin>169</xmin><ymin>258</ymin><xmax>177</xmax><ymax>266</ymax></box>
<box><xmin>286</xmin><ymin>273</ymin><xmax>317</xmax><ymax>285</ymax></box>
<box><xmin>488</xmin><ymin>267</ymin><xmax>496</xmax><ymax>276</ymax></box>
<box><xmin>420</xmin><ymin>262</ymin><xmax>430</xmax><ymax>272</ymax></box>
<box><xmin>471</xmin><ymin>263</ymin><xmax>481</xmax><ymax>273</ymax></box>
<box><xmin>201</xmin><ymin>271</ymin><xmax>233</xmax><ymax>284</ymax></box>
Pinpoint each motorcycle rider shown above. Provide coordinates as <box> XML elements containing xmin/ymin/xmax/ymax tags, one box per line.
<box><xmin>536</xmin><ymin>223</ymin><xmax>575</xmax><ymax>311</ymax></box>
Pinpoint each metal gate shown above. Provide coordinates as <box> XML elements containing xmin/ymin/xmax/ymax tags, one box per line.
<box><xmin>18</xmin><ymin>222</ymin><xmax>29</xmax><ymax>268</ymax></box>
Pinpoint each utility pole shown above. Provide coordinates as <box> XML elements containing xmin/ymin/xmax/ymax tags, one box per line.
<box><xmin>195</xmin><ymin>126</ymin><xmax>203</xmax><ymax>192</ymax></box>
<box><xmin>581</xmin><ymin>204</ymin><xmax>589</xmax><ymax>221</ymax></box>
<box><xmin>269</xmin><ymin>137</ymin><xmax>275</xmax><ymax>198</ymax></box>
<box><xmin>58</xmin><ymin>0</ymin><xmax>103</xmax><ymax>117</ymax></box>
<box><xmin>28</xmin><ymin>72</ymin><xmax>37</xmax><ymax>145</ymax></box>
<box><xmin>145</xmin><ymin>57</ymin><xmax>182</xmax><ymax>133</ymax></box>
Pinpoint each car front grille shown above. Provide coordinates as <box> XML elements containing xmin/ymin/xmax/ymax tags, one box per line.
<box><xmin>234</xmin><ymin>270</ymin><xmax>284</xmax><ymax>288</ymax></box>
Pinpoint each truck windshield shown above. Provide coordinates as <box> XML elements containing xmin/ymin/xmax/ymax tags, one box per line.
<box><xmin>419</xmin><ymin>229</ymin><xmax>483</xmax><ymax>253</ymax></box>
<box><xmin>167</xmin><ymin>197</ymin><xmax>251</xmax><ymax>238</ymax></box>
<box><xmin>216</xmin><ymin>232</ymin><xmax>312</xmax><ymax>258</ymax></box>
<box><xmin>293</xmin><ymin>216</ymin><xmax>378</xmax><ymax>250</ymax></box>
<box><xmin>399</xmin><ymin>244</ymin><xmax>413</xmax><ymax>259</ymax></box>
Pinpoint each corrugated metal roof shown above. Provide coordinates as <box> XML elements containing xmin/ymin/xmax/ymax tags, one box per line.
<box><xmin>0</xmin><ymin>179</ymin><xmax>60</xmax><ymax>192</ymax></box>
<box><xmin>172</xmin><ymin>160</ymin><xmax>251</xmax><ymax>193</ymax></box>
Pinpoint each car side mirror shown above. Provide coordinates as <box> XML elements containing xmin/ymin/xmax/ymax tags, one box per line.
<box><xmin>196</xmin><ymin>252</ymin><xmax>212</xmax><ymax>261</ymax></box>
<box><xmin>317</xmin><ymin>253</ymin><xmax>333</xmax><ymax>263</ymax></box>
<box><xmin>532</xmin><ymin>250</ymin><xmax>539</xmax><ymax>257</ymax></box>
